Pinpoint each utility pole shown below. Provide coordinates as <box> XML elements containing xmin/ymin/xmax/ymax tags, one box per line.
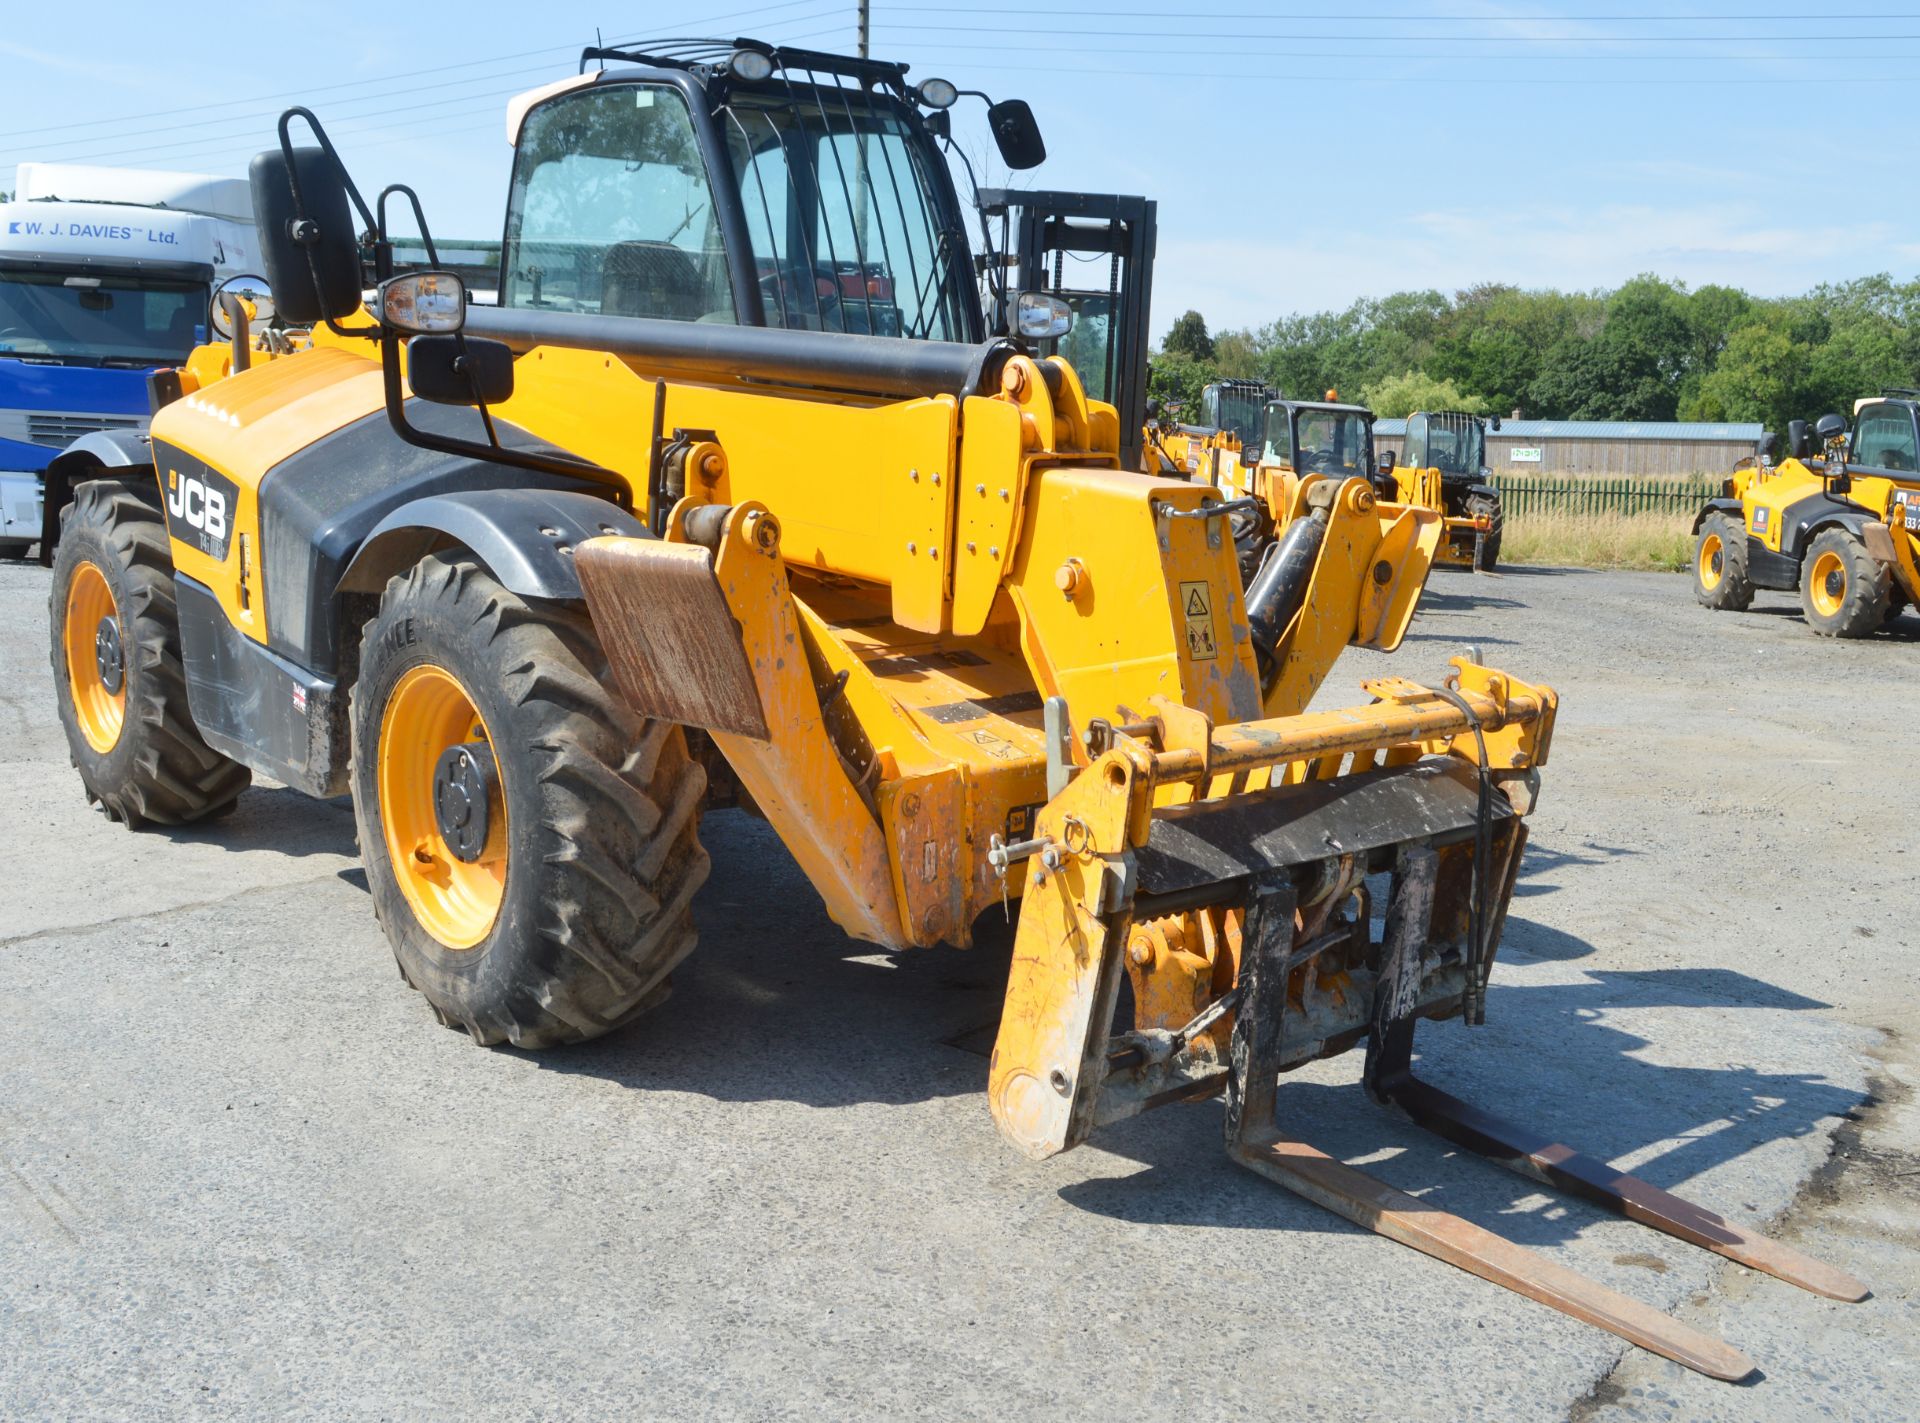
<box><xmin>858</xmin><ymin>0</ymin><xmax>869</xmax><ymax>58</ymax></box>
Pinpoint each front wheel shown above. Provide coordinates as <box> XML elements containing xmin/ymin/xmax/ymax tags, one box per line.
<box><xmin>1466</xmin><ymin>492</ymin><xmax>1503</xmax><ymax>571</ymax></box>
<box><xmin>1798</xmin><ymin>527</ymin><xmax>1889</xmax><ymax>637</ymax></box>
<box><xmin>350</xmin><ymin>554</ymin><xmax>710</xmax><ymax>1047</ymax></box>
<box><xmin>1693</xmin><ymin>511</ymin><xmax>1754</xmax><ymax>611</ymax></box>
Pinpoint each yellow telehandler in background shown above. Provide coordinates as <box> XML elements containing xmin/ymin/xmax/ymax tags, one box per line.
<box><xmin>1376</xmin><ymin>410</ymin><xmax>1504</xmax><ymax>572</ymax></box>
<box><xmin>1693</xmin><ymin>399</ymin><xmax>1920</xmax><ymax>634</ymax></box>
<box><xmin>45</xmin><ymin>40</ymin><xmax>1861</xmax><ymax>1379</ymax></box>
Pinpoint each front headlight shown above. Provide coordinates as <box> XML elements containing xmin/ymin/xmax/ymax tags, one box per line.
<box><xmin>379</xmin><ymin>271</ymin><xmax>467</xmax><ymax>335</ymax></box>
<box><xmin>1011</xmin><ymin>291</ymin><xmax>1072</xmax><ymax>340</ymax></box>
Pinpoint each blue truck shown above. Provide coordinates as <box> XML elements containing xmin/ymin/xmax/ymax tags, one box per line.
<box><xmin>0</xmin><ymin>163</ymin><xmax>256</xmax><ymax>557</ymax></box>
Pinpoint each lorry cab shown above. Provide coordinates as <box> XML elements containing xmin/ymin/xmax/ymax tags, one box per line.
<box><xmin>0</xmin><ymin>163</ymin><xmax>257</xmax><ymax>556</ymax></box>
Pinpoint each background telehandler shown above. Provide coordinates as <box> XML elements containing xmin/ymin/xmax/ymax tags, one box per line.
<box><xmin>1693</xmin><ymin>397</ymin><xmax>1920</xmax><ymax>635</ymax></box>
<box><xmin>1376</xmin><ymin>409</ymin><xmax>1505</xmax><ymax>572</ymax></box>
<box><xmin>45</xmin><ymin>39</ymin><xmax>1861</xmax><ymax>1378</ymax></box>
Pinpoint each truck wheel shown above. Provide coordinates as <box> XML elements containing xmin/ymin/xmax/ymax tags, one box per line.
<box><xmin>1693</xmin><ymin>512</ymin><xmax>1753</xmax><ymax>610</ymax></box>
<box><xmin>1799</xmin><ymin>527</ymin><xmax>1889</xmax><ymax>637</ymax></box>
<box><xmin>350</xmin><ymin>553</ymin><xmax>710</xmax><ymax>1048</ymax></box>
<box><xmin>1467</xmin><ymin>492</ymin><xmax>1503</xmax><ymax>571</ymax></box>
<box><xmin>48</xmin><ymin>478</ymin><xmax>251</xmax><ymax>826</ymax></box>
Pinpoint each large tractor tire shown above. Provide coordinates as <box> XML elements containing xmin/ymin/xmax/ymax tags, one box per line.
<box><xmin>350</xmin><ymin>553</ymin><xmax>709</xmax><ymax>1048</ymax></box>
<box><xmin>1798</xmin><ymin>527</ymin><xmax>1889</xmax><ymax>638</ymax></box>
<box><xmin>1466</xmin><ymin>492</ymin><xmax>1503</xmax><ymax>572</ymax></box>
<box><xmin>1693</xmin><ymin>511</ymin><xmax>1754</xmax><ymax>611</ymax></box>
<box><xmin>48</xmin><ymin>478</ymin><xmax>251</xmax><ymax>826</ymax></box>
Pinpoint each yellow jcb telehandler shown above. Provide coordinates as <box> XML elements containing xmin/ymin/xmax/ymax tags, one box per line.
<box><xmin>1376</xmin><ymin>410</ymin><xmax>1505</xmax><ymax>572</ymax></box>
<box><xmin>1693</xmin><ymin>398</ymin><xmax>1920</xmax><ymax>635</ymax></box>
<box><xmin>46</xmin><ymin>40</ymin><xmax>1862</xmax><ymax>1378</ymax></box>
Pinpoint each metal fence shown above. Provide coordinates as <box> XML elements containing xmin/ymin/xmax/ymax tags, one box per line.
<box><xmin>1490</xmin><ymin>473</ymin><xmax>1722</xmax><ymax>519</ymax></box>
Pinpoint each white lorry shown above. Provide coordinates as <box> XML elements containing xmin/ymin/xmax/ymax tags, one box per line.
<box><xmin>0</xmin><ymin>163</ymin><xmax>258</xmax><ymax>556</ymax></box>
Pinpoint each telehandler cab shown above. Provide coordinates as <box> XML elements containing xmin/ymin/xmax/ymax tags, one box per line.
<box><xmin>47</xmin><ymin>39</ymin><xmax>1862</xmax><ymax>1377</ymax></box>
<box><xmin>1377</xmin><ymin>410</ymin><xmax>1505</xmax><ymax>572</ymax></box>
<box><xmin>1693</xmin><ymin>397</ymin><xmax>1920</xmax><ymax>635</ymax></box>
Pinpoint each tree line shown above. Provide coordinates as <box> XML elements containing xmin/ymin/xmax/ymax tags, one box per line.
<box><xmin>1150</xmin><ymin>274</ymin><xmax>1920</xmax><ymax>431</ymax></box>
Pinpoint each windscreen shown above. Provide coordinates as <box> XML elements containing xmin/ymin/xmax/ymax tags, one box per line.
<box><xmin>1294</xmin><ymin>410</ymin><xmax>1373</xmax><ymax>476</ymax></box>
<box><xmin>501</xmin><ymin>85</ymin><xmax>736</xmax><ymax>320</ymax></box>
<box><xmin>721</xmin><ymin>88</ymin><xmax>971</xmax><ymax>340</ymax></box>
<box><xmin>1202</xmin><ymin>385</ymin><xmax>1267</xmax><ymax>449</ymax></box>
<box><xmin>1426</xmin><ymin>417</ymin><xmax>1485</xmax><ymax>476</ymax></box>
<box><xmin>0</xmin><ymin>270</ymin><xmax>204</xmax><ymax>364</ymax></box>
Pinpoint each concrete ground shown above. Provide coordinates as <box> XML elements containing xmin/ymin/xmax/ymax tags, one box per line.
<box><xmin>2</xmin><ymin>556</ymin><xmax>1915</xmax><ymax>1421</ymax></box>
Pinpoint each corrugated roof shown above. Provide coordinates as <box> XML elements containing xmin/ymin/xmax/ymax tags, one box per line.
<box><xmin>1371</xmin><ymin>418</ymin><xmax>1764</xmax><ymax>441</ymax></box>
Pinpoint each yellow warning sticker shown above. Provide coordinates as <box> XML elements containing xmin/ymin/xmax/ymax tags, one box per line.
<box><xmin>1180</xmin><ymin>580</ymin><xmax>1217</xmax><ymax>661</ymax></box>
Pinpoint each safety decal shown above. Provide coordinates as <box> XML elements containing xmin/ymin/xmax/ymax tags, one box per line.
<box><xmin>1180</xmin><ymin>580</ymin><xmax>1217</xmax><ymax>661</ymax></box>
<box><xmin>1751</xmin><ymin>506</ymin><xmax>1770</xmax><ymax>535</ymax></box>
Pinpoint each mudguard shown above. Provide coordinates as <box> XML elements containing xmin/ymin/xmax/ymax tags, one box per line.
<box><xmin>40</xmin><ymin>429</ymin><xmax>155</xmax><ymax>560</ymax></box>
<box><xmin>340</xmin><ymin>488</ymin><xmax>649</xmax><ymax>605</ymax></box>
<box><xmin>1691</xmin><ymin>496</ymin><xmax>1744</xmax><ymax>534</ymax></box>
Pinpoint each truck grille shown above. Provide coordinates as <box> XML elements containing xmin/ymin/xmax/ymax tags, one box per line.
<box><xmin>25</xmin><ymin>414</ymin><xmax>143</xmax><ymax>448</ymax></box>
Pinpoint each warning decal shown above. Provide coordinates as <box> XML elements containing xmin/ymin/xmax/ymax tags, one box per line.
<box><xmin>1179</xmin><ymin>580</ymin><xmax>1217</xmax><ymax>661</ymax></box>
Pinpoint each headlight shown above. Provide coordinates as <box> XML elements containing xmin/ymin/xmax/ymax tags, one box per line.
<box><xmin>379</xmin><ymin>272</ymin><xmax>466</xmax><ymax>335</ymax></box>
<box><xmin>1011</xmin><ymin>291</ymin><xmax>1072</xmax><ymax>340</ymax></box>
<box><xmin>916</xmin><ymin>77</ymin><xmax>958</xmax><ymax>109</ymax></box>
<box><xmin>730</xmin><ymin>49</ymin><xmax>776</xmax><ymax>82</ymax></box>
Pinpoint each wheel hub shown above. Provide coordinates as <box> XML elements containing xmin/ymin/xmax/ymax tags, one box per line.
<box><xmin>93</xmin><ymin>615</ymin><xmax>124</xmax><ymax>695</ymax></box>
<box><xmin>432</xmin><ymin>741</ymin><xmax>499</xmax><ymax>863</ymax></box>
<box><xmin>1825</xmin><ymin>568</ymin><xmax>1846</xmax><ymax>600</ymax></box>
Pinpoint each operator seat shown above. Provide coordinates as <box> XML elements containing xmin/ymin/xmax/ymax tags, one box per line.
<box><xmin>599</xmin><ymin>240</ymin><xmax>706</xmax><ymax>322</ymax></box>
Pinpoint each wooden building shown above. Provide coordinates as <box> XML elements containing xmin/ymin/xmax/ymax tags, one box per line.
<box><xmin>1372</xmin><ymin>418</ymin><xmax>1764</xmax><ymax>478</ymax></box>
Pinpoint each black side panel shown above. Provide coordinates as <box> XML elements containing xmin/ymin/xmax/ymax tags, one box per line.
<box><xmin>1778</xmin><ymin>489</ymin><xmax>1870</xmax><ymax>561</ymax></box>
<box><xmin>255</xmin><ymin>402</ymin><xmax>598</xmax><ymax>675</ymax></box>
<box><xmin>1746</xmin><ymin>538</ymin><xmax>1800</xmax><ymax>590</ymax></box>
<box><xmin>176</xmin><ymin>574</ymin><xmax>349</xmax><ymax>798</ymax></box>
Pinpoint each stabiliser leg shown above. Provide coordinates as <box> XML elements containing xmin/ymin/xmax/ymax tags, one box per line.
<box><xmin>1369</xmin><ymin>1056</ymin><xmax>1869</xmax><ymax>1304</ymax></box>
<box><xmin>1223</xmin><ymin>870</ymin><xmax>1757</xmax><ymax>1382</ymax></box>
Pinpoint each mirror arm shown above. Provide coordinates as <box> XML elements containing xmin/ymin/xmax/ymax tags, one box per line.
<box><xmin>376</xmin><ymin>330</ymin><xmax>615</xmax><ymax>485</ymax></box>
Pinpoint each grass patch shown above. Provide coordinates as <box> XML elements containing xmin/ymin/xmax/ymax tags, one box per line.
<box><xmin>1502</xmin><ymin>509</ymin><xmax>1694</xmax><ymax>571</ymax></box>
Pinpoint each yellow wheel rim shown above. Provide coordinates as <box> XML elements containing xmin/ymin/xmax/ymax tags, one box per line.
<box><xmin>1698</xmin><ymin>533</ymin><xmax>1724</xmax><ymax>591</ymax></box>
<box><xmin>65</xmin><ymin>561</ymin><xmax>127</xmax><ymax>754</ymax></box>
<box><xmin>1809</xmin><ymin>549</ymin><xmax>1847</xmax><ymax>618</ymax></box>
<box><xmin>377</xmin><ymin>664</ymin><xmax>507</xmax><ymax>950</ymax></box>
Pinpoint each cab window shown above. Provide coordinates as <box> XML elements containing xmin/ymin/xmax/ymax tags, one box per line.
<box><xmin>1853</xmin><ymin>405</ymin><xmax>1918</xmax><ymax>472</ymax></box>
<box><xmin>502</xmin><ymin>85</ymin><xmax>737</xmax><ymax>322</ymax></box>
<box><xmin>1262</xmin><ymin>405</ymin><xmax>1293</xmax><ymax>464</ymax></box>
<box><xmin>1403</xmin><ymin>413</ymin><xmax>1428</xmax><ymax>469</ymax></box>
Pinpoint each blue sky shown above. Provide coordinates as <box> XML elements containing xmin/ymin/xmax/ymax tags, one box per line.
<box><xmin>3</xmin><ymin>3</ymin><xmax>1913</xmax><ymax>337</ymax></box>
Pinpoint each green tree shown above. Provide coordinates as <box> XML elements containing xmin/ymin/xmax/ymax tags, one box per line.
<box><xmin>1361</xmin><ymin>370</ymin><xmax>1489</xmax><ymax>419</ymax></box>
<box><xmin>1147</xmin><ymin>351</ymin><xmax>1217</xmax><ymax>421</ymax></box>
<box><xmin>1163</xmin><ymin>309</ymin><xmax>1215</xmax><ymax>362</ymax></box>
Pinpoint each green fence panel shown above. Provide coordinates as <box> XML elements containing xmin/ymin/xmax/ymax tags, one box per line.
<box><xmin>1488</xmin><ymin>473</ymin><xmax>1721</xmax><ymax>518</ymax></box>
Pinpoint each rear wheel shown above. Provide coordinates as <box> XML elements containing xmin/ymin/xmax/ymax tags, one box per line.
<box><xmin>350</xmin><ymin>553</ymin><xmax>710</xmax><ymax>1047</ymax></box>
<box><xmin>48</xmin><ymin>478</ymin><xmax>250</xmax><ymax>825</ymax></box>
<box><xmin>1693</xmin><ymin>512</ymin><xmax>1753</xmax><ymax>611</ymax></box>
<box><xmin>1798</xmin><ymin>527</ymin><xmax>1889</xmax><ymax>638</ymax></box>
<box><xmin>1466</xmin><ymin>492</ymin><xmax>1503</xmax><ymax>571</ymax></box>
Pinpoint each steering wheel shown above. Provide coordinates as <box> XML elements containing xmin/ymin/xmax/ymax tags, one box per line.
<box><xmin>1301</xmin><ymin>449</ymin><xmax>1342</xmax><ymax>473</ymax></box>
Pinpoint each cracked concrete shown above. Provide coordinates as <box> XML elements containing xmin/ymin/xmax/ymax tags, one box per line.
<box><xmin>2</xmin><ymin>559</ymin><xmax>1915</xmax><ymax>1420</ymax></box>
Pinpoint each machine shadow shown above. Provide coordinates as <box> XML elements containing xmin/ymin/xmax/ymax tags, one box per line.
<box><xmin>539</xmin><ymin>815</ymin><xmax>1862</xmax><ymax>1252</ymax></box>
<box><xmin>141</xmin><ymin>783</ymin><xmax>359</xmax><ymax>860</ymax></box>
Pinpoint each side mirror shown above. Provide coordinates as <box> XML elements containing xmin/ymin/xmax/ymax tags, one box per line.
<box><xmin>250</xmin><ymin>147</ymin><xmax>364</xmax><ymax>324</ymax></box>
<box><xmin>1488</xmin><ymin>415</ymin><xmax>1502</xmax><ymax>432</ymax></box>
<box><xmin>407</xmin><ymin>335</ymin><xmax>514</xmax><ymax>406</ymax></box>
<box><xmin>987</xmin><ymin>99</ymin><xmax>1047</xmax><ymax>170</ymax></box>
<box><xmin>209</xmin><ymin>275</ymin><xmax>275</xmax><ymax>339</ymax></box>
<box><xmin>1145</xmin><ymin>397</ymin><xmax>1162</xmax><ymax>420</ymax></box>
<box><xmin>1378</xmin><ymin>450</ymin><xmax>1395</xmax><ymax>473</ymax></box>
<box><xmin>1758</xmin><ymin>430</ymin><xmax>1778</xmax><ymax>463</ymax></box>
<box><xmin>1787</xmin><ymin>419</ymin><xmax>1811</xmax><ymax>460</ymax></box>
<box><xmin>1814</xmin><ymin>413</ymin><xmax>1848</xmax><ymax>443</ymax></box>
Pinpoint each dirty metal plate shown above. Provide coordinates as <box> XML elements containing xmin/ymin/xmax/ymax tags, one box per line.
<box><xmin>1135</xmin><ymin>760</ymin><xmax>1507</xmax><ymax>896</ymax></box>
<box><xmin>575</xmin><ymin>537</ymin><xmax>770</xmax><ymax>740</ymax></box>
